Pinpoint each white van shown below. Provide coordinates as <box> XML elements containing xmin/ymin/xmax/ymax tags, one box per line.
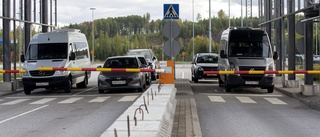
<box><xmin>218</xmin><ymin>27</ymin><xmax>278</xmax><ymax>93</ymax></box>
<box><xmin>21</xmin><ymin>29</ymin><xmax>91</xmax><ymax>95</ymax></box>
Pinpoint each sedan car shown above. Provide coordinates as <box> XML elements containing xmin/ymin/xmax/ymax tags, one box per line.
<box><xmin>126</xmin><ymin>49</ymin><xmax>158</xmax><ymax>80</ymax></box>
<box><xmin>136</xmin><ymin>55</ymin><xmax>152</xmax><ymax>85</ymax></box>
<box><xmin>98</xmin><ymin>56</ymin><xmax>146</xmax><ymax>93</ymax></box>
<box><xmin>191</xmin><ymin>53</ymin><xmax>219</xmax><ymax>83</ymax></box>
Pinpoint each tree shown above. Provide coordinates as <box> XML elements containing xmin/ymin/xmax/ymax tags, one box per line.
<box><xmin>217</xmin><ymin>9</ymin><xmax>227</xmax><ymax>19</ymax></box>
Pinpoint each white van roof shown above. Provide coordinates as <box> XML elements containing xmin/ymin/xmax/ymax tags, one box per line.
<box><xmin>52</xmin><ymin>29</ymin><xmax>81</xmax><ymax>33</ymax></box>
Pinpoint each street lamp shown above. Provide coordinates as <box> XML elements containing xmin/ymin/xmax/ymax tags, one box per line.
<box><xmin>90</xmin><ymin>7</ymin><xmax>96</xmax><ymax>63</ymax></box>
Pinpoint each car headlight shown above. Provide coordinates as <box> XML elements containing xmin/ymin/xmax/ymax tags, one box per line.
<box><xmin>22</xmin><ymin>70</ymin><xmax>29</xmax><ymax>76</ymax></box>
<box><xmin>268</xmin><ymin>63</ymin><xmax>275</xmax><ymax>70</ymax></box>
<box><xmin>198</xmin><ymin>67</ymin><xmax>204</xmax><ymax>71</ymax></box>
<box><xmin>55</xmin><ymin>70</ymin><xmax>68</xmax><ymax>75</ymax></box>
<box><xmin>230</xmin><ymin>62</ymin><xmax>236</xmax><ymax>71</ymax></box>
<box><xmin>98</xmin><ymin>74</ymin><xmax>107</xmax><ymax>80</ymax></box>
<box><xmin>129</xmin><ymin>73</ymin><xmax>141</xmax><ymax>79</ymax></box>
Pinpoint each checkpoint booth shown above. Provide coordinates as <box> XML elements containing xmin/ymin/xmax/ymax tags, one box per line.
<box><xmin>159</xmin><ymin>60</ymin><xmax>174</xmax><ymax>84</ymax></box>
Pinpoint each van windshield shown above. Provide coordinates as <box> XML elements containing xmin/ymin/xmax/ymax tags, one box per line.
<box><xmin>228</xmin><ymin>36</ymin><xmax>271</xmax><ymax>58</ymax></box>
<box><xmin>27</xmin><ymin>43</ymin><xmax>68</xmax><ymax>60</ymax></box>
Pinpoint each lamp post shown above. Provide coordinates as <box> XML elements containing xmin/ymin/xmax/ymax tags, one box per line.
<box><xmin>90</xmin><ymin>7</ymin><xmax>96</xmax><ymax>63</ymax></box>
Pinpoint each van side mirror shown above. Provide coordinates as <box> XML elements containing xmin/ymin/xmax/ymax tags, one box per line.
<box><xmin>70</xmin><ymin>52</ymin><xmax>76</xmax><ymax>60</ymax></box>
<box><xmin>20</xmin><ymin>55</ymin><xmax>25</xmax><ymax>62</ymax></box>
<box><xmin>97</xmin><ymin>65</ymin><xmax>102</xmax><ymax>68</ymax></box>
<box><xmin>273</xmin><ymin>51</ymin><xmax>279</xmax><ymax>60</ymax></box>
<box><xmin>220</xmin><ymin>50</ymin><xmax>227</xmax><ymax>58</ymax></box>
<box><xmin>152</xmin><ymin>56</ymin><xmax>157</xmax><ymax>60</ymax></box>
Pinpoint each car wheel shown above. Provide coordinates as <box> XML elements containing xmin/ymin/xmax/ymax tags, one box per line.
<box><xmin>77</xmin><ymin>74</ymin><xmax>88</xmax><ymax>88</ymax></box>
<box><xmin>194</xmin><ymin>78</ymin><xmax>198</xmax><ymax>83</ymax></box>
<box><xmin>267</xmin><ymin>86</ymin><xmax>274</xmax><ymax>93</ymax></box>
<box><xmin>151</xmin><ymin>73</ymin><xmax>156</xmax><ymax>80</ymax></box>
<box><xmin>218</xmin><ymin>75</ymin><xmax>224</xmax><ymax>87</ymax></box>
<box><xmin>224</xmin><ymin>76</ymin><xmax>231</xmax><ymax>92</ymax></box>
<box><xmin>24</xmin><ymin>88</ymin><xmax>32</xmax><ymax>95</ymax></box>
<box><xmin>98</xmin><ymin>89</ymin><xmax>104</xmax><ymax>94</ymax></box>
<box><xmin>64</xmin><ymin>77</ymin><xmax>72</xmax><ymax>93</ymax></box>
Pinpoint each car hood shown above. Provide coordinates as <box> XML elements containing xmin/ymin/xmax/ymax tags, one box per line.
<box><xmin>196</xmin><ymin>63</ymin><xmax>218</xmax><ymax>67</ymax></box>
<box><xmin>23</xmin><ymin>60</ymin><xmax>67</xmax><ymax>71</ymax></box>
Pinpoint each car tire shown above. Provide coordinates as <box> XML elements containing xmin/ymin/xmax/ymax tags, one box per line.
<box><xmin>77</xmin><ymin>74</ymin><xmax>88</xmax><ymax>88</ymax></box>
<box><xmin>98</xmin><ymin>89</ymin><xmax>104</xmax><ymax>94</ymax></box>
<box><xmin>194</xmin><ymin>78</ymin><xmax>198</xmax><ymax>83</ymax></box>
<box><xmin>64</xmin><ymin>77</ymin><xmax>72</xmax><ymax>93</ymax></box>
<box><xmin>151</xmin><ymin>73</ymin><xmax>156</xmax><ymax>80</ymax></box>
<box><xmin>224</xmin><ymin>76</ymin><xmax>231</xmax><ymax>92</ymax></box>
<box><xmin>267</xmin><ymin>86</ymin><xmax>274</xmax><ymax>93</ymax></box>
<box><xmin>24</xmin><ymin>88</ymin><xmax>32</xmax><ymax>95</ymax></box>
<box><xmin>218</xmin><ymin>75</ymin><xmax>224</xmax><ymax>87</ymax></box>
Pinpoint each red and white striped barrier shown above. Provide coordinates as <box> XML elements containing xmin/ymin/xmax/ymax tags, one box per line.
<box><xmin>204</xmin><ymin>70</ymin><xmax>320</xmax><ymax>75</ymax></box>
<box><xmin>37</xmin><ymin>67</ymin><xmax>165</xmax><ymax>73</ymax></box>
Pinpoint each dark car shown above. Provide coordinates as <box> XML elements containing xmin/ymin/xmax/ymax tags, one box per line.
<box><xmin>191</xmin><ymin>53</ymin><xmax>219</xmax><ymax>83</ymax></box>
<box><xmin>97</xmin><ymin>56</ymin><xmax>146</xmax><ymax>93</ymax></box>
<box><xmin>126</xmin><ymin>49</ymin><xmax>158</xmax><ymax>80</ymax></box>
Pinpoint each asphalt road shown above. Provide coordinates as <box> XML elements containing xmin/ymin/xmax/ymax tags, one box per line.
<box><xmin>0</xmin><ymin>71</ymin><xmax>146</xmax><ymax>137</ymax></box>
<box><xmin>178</xmin><ymin>64</ymin><xmax>320</xmax><ymax>137</ymax></box>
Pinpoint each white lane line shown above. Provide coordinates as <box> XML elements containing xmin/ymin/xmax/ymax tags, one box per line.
<box><xmin>264</xmin><ymin>98</ymin><xmax>287</xmax><ymax>105</ymax></box>
<box><xmin>118</xmin><ymin>96</ymin><xmax>138</xmax><ymax>102</ymax></box>
<box><xmin>72</xmin><ymin>86</ymin><xmax>97</xmax><ymax>96</ymax></box>
<box><xmin>58</xmin><ymin>97</ymin><xmax>83</xmax><ymax>104</ymax></box>
<box><xmin>29</xmin><ymin>98</ymin><xmax>57</xmax><ymax>105</ymax></box>
<box><xmin>200</xmin><ymin>93</ymin><xmax>283</xmax><ymax>97</ymax></box>
<box><xmin>1</xmin><ymin>99</ymin><xmax>30</xmax><ymax>105</ymax></box>
<box><xmin>89</xmin><ymin>97</ymin><xmax>110</xmax><ymax>103</ymax></box>
<box><xmin>0</xmin><ymin>105</ymin><xmax>48</xmax><ymax>124</ymax></box>
<box><xmin>208</xmin><ymin>96</ymin><xmax>226</xmax><ymax>103</ymax></box>
<box><xmin>236</xmin><ymin>97</ymin><xmax>256</xmax><ymax>104</ymax></box>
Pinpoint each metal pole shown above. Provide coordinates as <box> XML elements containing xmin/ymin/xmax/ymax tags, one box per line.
<box><xmin>3</xmin><ymin>0</ymin><xmax>11</xmax><ymax>82</ymax></box>
<box><xmin>14</xmin><ymin>0</ymin><xmax>17</xmax><ymax>82</ymax></box>
<box><xmin>19</xmin><ymin>0</ymin><xmax>23</xmax><ymax>68</ymax></box>
<box><xmin>90</xmin><ymin>8</ymin><xmax>96</xmax><ymax>63</ymax></box>
<box><xmin>241</xmin><ymin>0</ymin><xmax>243</xmax><ymax>27</ymax></box>
<box><xmin>209</xmin><ymin>0</ymin><xmax>212</xmax><ymax>53</ymax></box>
<box><xmin>55</xmin><ymin>0</ymin><xmax>57</xmax><ymax>27</ymax></box>
<box><xmin>192</xmin><ymin>0</ymin><xmax>195</xmax><ymax>57</ymax></box>
<box><xmin>228</xmin><ymin>0</ymin><xmax>230</xmax><ymax>27</ymax></box>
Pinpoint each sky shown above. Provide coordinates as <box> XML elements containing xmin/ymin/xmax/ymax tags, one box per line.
<box><xmin>0</xmin><ymin>0</ymin><xmax>309</xmax><ymax>28</ymax></box>
<box><xmin>56</xmin><ymin>0</ymin><xmax>259</xmax><ymax>26</ymax></box>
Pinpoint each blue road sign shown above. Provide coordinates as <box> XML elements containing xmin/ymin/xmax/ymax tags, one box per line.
<box><xmin>163</xmin><ymin>4</ymin><xmax>179</xmax><ymax>20</ymax></box>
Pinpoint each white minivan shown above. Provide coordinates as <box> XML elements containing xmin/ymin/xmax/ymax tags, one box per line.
<box><xmin>218</xmin><ymin>27</ymin><xmax>278</xmax><ymax>93</ymax></box>
<box><xmin>21</xmin><ymin>29</ymin><xmax>91</xmax><ymax>95</ymax></box>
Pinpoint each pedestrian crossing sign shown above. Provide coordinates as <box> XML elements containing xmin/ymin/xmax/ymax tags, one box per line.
<box><xmin>164</xmin><ymin>4</ymin><xmax>179</xmax><ymax>20</ymax></box>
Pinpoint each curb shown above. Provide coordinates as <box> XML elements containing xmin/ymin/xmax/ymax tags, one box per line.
<box><xmin>190</xmin><ymin>98</ymin><xmax>202</xmax><ymax>137</ymax></box>
<box><xmin>275</xmin><ymin>87</ymin><xmax>320</xmax><ymax>111</ymax></box>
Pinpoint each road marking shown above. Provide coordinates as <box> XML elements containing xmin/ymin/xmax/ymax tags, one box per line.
<box><xmin>1</xmin><ymin>99</ymin><xmax>30</xmax><ymax>105</ymax></box>
<box><xmin>208</xmin><ymin>96</ymin><xmax>226</xmax><ymax>102</ymax></box>
<box><xmin>200</xmin><ymin>93</ymin><xmax>283</xmax><ymax>97</ymax></box>
<box><xmin>58</xmin><ymin>97</ymin><xmax>83</xmax><ymax>104</ymax></box>
<box><xmin>72</xmin><ymin>86</ymin><xmax>97</xmax><ymax>96</ymax></box>
<box><xmin>236</xmin><ymin>97</ymin><xmax>256</xmax><ymax>103</ymax></box>
<box><xmin>118</xmin><ymin>96</ymin><xmax>138</xmax><ymax>102</ymax></box>
<box><xmin>89</xmin><ymin>97</ymin><xmax>110</xmax><ymax>103</ymax></box>
<box><xmin>0</xmin><ymin>105</ymin><xmax>48</xmax><ymax>124</ymax></box>
<box><xmin>29</xmin><ymin>98</ymin><xmax>57</xmax><ymax>105</ymax></box>
<box><xmin>264</xmin><ymin>98</ymin><xmax>287</xmax><ymax>105</ymax></box>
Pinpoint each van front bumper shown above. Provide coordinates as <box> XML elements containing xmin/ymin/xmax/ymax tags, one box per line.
<box><xmin>22</xmin><ymin>76</ymin><xmax>69</xmax><ymax>89</ymax></box>
<box><xmin>226</xmin><ymin>74</ymin><xmax>274</xmax><ymax>88</ymax></box>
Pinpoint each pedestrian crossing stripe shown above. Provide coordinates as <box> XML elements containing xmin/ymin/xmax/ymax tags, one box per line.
<box><xmin>208</xmin><ymin>96</ymin><xmax>287</xmax><ymax>105</ymax></box>
<box><xmin>164</xmin><ymin>4</ymin><xmax>179</xmax><ymax>19</ymax></box>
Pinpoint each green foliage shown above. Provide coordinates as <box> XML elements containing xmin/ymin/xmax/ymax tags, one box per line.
<box><xmin>314</xmin><ymin>64</ymin><xmax>320</xmax><ymax>82</ymax></box>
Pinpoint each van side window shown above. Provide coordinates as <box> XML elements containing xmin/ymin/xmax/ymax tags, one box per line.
<box><xmin>74</xmin><ymin>42</ymin><xmax>89</xmax><ymax>59</ymax></box>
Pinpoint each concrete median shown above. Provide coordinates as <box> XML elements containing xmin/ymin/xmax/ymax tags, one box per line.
<box><xmin>100</xmin><ymin>84</ymin><xmax>177</xmax><ymax>137</ymax></box>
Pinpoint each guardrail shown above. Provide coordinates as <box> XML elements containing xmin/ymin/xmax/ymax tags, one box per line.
<box><xmin>204</xmin><ymin>70</ymin><xmax>320</xmax><ymax>74</ymax></box>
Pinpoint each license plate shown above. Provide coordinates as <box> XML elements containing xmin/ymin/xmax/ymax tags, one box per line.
<box><xmin>112</xmin><ymin>80</ymin><xmax>126</xmax><ymax>85</ymax></box>
<box><xmin>245</xmin><ymin>81</ymin><xmax>259</xmax><ymax>85</ymax></box>
<box><xmin>207</xmin><ymin>74</ymin><xmax>217</xmax><ymax>76</ymax></box>
<box><xmin>36</xmin><ymin>82</ymin><xmax>49</xmax><ymax>86</ymax></box>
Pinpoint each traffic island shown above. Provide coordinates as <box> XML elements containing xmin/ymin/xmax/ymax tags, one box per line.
<box><xmin>100</xmin><ymin>84</ymin><xmax>177</xmax><ymax>137</ymax></box>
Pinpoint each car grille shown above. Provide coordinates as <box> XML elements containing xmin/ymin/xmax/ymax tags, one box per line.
<box><xmin>29</xmin><ymin>70</ymin><xmax>55</xmax><ymax>76</ymax></box>
<box><xmin>239</xmin><ymin>66</ymin><xmax>266</xmax><ymax>81</ymax></box>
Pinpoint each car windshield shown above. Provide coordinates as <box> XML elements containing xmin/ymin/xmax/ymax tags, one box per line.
<box><xmin>127</xmin><ymin>50</ymin><xmax>152</xmax><ymax>59</ymax></box>
<box><xmin>138</xmin><ymin>57</ymin><xmax>147</xmax><ymax>65</ymax></box>
<box><xmin>103</xmin><ymin>58</ymin><xmax>138</xmax><ymax>68</ymax></box>
<box><xmin>228</xmin><ymin>36</ymin><xmax>271</xmax><ymax>58</ymax></box>
<box><xmin>27</xmin><ymin>43</ymin><xmax>68</xmax><ymax>60</ymax></box>
<box><xmin>196</xmin><ymin>55</ymin><xmax>218</xmax><ymax>63</ymax></box>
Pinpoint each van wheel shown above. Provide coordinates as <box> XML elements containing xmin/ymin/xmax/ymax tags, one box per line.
<box><xmin>64</xmin><ymin>77</ymin><xmax>72</xmax><ymax>93</ymax></box>
<box><xmin>194</xmin><ymin>78</ymin><xmax>198</xmax><ymax>83</ymax></box>
<box><xmin>267</xmin><ymin>86</ymin><xmax>274</xmax><ymax>93</ymax></box>
<box><xmin>77</xmin><ymin>74</ymin><xmax>88</xmax><ymax>88</ymax></box>
<box><xmin>138</xmin><ymin>88</ymin><xmax>144</xmax><ymax>92</ymax></box>
<box><xmin>24</xmin><ymin>88</ymin><xmax>32</xmax><ymax>95</ymax></box>
<box><xmin>224</xmin><ymin>77</ymin><xmax>231</xmax><ymax>92</ymax></box>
